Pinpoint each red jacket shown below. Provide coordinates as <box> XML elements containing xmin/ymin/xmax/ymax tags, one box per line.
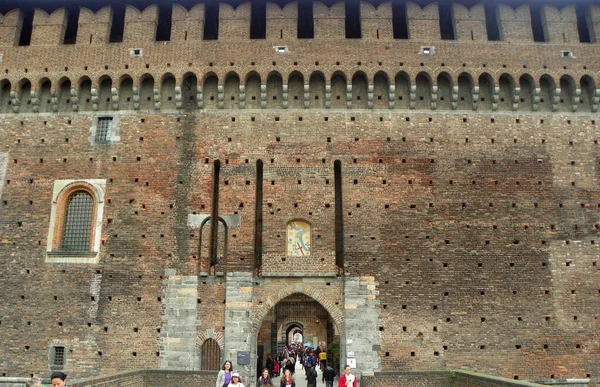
<box><xmin>338</xmin><ymin>374</ymin><xmax>357</xmax><ymax>387</ymax></box>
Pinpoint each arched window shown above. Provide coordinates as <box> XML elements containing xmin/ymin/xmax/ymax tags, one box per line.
<box><xmin>201</xmin><ymin>339</ymin><xmax>221</xmax><ymax>370</ymax></box>
<box><xmin>46</xmin><ymin>180</ymin><xmax>106</xmax><ymax>264</ymax></box>
<box><xmin>60</xmin><ymin>191</ymin><xmax>94</xmax><ymax>252</ymax></box>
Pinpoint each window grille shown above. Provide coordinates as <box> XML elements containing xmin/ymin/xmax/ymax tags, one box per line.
<box><xmin>60</xmin><ymin>191</ymin><xmax>93</xmax><ymax>252</ymax></box>
<box><xmin>95</xmin><ymin>117</ymin><xmax>113</xmax><ymax>142</ymax></box>
<box><xmin>201</xmin><ymin>339</ymin><xmax>221</xmax><ymax>370</ymax></box>
<box><xmin>52</xmin><ymin>346</ymin><xmax>65</xmax><ymax>366</ymax></box>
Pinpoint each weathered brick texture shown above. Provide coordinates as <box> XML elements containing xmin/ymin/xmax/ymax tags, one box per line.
<box><xmin>0</xmin><ymin>0</ymin><xmax>599</xmax><ymax>384</ymax></box>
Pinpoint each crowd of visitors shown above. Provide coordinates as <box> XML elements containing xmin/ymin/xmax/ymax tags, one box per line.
<box><xmin>26</xmin><ymin>344</ymin><xmax>357</xmax><ymax>387</ymax></box>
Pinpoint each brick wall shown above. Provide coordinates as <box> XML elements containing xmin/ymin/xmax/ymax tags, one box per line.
<box><xmin>361</xmin><ymin>371</ymin><xmax>544</xmax><ymax>387</ymax></box>
<box><xmin>0</xmin><ymin>0</ymin><xmax>599</xmax><ymax>383</ymax></box>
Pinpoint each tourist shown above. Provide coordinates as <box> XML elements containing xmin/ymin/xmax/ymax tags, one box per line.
<box><xmin>338</xmin><ymin>365</ymin><xmax>356</xmax><ymax>387</ymax></box>
<box><xmin>50</xmin><ymin>372</ymin><xmax>67</xmax><ymax>387</ymax></box>
<box><xmin>228</xmin><ymin>372</ymin><xmax>244</xmax><ymax>387</ymax></box>
<box><xmin>306</xmin><ymin>365</ymin><xmax>318</xmax><ymax>387</ymax></box>
<box><xmin>279</xmin><ymin>369</ymin><xmax>295</xmax><ymax>387</ymax></box>
<box><xmin>285</xmin><ymin>358</ymin><xmax>295</xmax><ymax>375</ymax></box>
<box><xmin>266</xmin><ymin>354</ymin><xmax>274</xmax><ymax>376</ymax></box>
<box><xmin>323</xmin><ymin>364</ymin><xmax>336</xmax><ymax>387</ymax></box>
<box><xmin>317</xmin><ymin>343</ymin><xmax>327</xmax><ymax>370</ymax></box>
<box><xmin>304</xmin><ymin>352</ymin><xmax>316</xmax><ymax>374</ymax></box>
<box><xmin>257</xmin><ymin>368</ymin><xmax>274</xmax><ymax>386</ymax></box>
<box><xmin>216</xmin><ymin>360</ymin><xmax>233</xmax><ymax>387</ymax></box>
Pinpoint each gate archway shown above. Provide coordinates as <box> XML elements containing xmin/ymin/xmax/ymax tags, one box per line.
<box><xmin>256</xmin><ymin>292</ymin><xmax>340</xmax><ymax>373</ymax></box>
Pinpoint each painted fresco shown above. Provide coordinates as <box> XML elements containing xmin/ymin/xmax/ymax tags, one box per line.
<box><xmin>287</xmin><ymin>220</ymin><xmax>311</xmax><ymax>256</ymax></box>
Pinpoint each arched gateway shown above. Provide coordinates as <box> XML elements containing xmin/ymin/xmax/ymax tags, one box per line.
<box><xmin>256</xmin><ymin>293</ymin><xmax>341</xmax><ymax>372</ymax></box>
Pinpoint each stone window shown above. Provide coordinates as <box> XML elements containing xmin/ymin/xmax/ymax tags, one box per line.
<box><xmin>50</xmin><ymin>345</ymin><xmax>66</xmax><ymax>370</ymax></box>
<box><xmin>46</xmin><ymin>180</ymin><xmax>106</xmax><ymax>264</ymax></box>
<box><xmin>95</xmin><ymin>117</ymin><xmax>113</xmax><ymax>142</ymax></box>
<box><xmin>89</xmin><ymin>115</ymin><xmax>120</xmax><ymax>145</ymax></box>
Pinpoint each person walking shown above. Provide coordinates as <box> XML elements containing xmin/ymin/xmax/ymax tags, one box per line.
<box><xmin>306</xmin><ymin>365</ymin><xmax>318</xmax><ymax>387</ymax></box>
<box><xmin>323</xmin><ymin>364</ymin><xmax>336</xmax><ymax>387</ymax></box>
<box><xmin>266</xmin><ymin>354</ymin><xmax>275</xmax><ymax>376</ymax></box>
<box><xmin>257</xmin><ymin>368</ymin><xmax>274</xmax><ymax>386</ymax></box>
<box><xmin>216</xmin><ymin>360</ymin><xmax>233</xmax><ymax>387</ymax></box>
<box><xmin>338</xmin><ymin>365</ymin><xmax>357</xmax><ymax>387</ymax></box>
<box><xmin>280</xmin><ymin>369</ymin><xmax>296</xmax><ymax>387</ymax></box>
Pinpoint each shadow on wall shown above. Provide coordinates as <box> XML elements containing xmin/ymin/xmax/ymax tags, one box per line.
<box><xmin>0</xmin><ymin>71</ymin><xmax>597</xmax><ymax>114</ymax></box>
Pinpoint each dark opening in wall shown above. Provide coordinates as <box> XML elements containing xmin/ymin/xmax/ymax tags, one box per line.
<box><xmin>250</xmin><ymin>0</ymin><xmax>266</xmax><ymax>39</ymax></box>
<box><xmin>345</xmin><ymin>0</ymin><xmax>361</xmax><ymax>39</ymax></box>
<box><xmin>530</xmin><ymin>5</ymin><xmax>547</xmax><ymax>42</ymax></box>
<box><xmin>298</xmin><ymin>0</ymin><xmax>314</xmax><ymax>38</ymax></box>
<box><xmin>254</xmin><ymin>160</ymin><xmax>264</xmax><ymax>270</ymax></box>
<box><xmin>484</xmin><ymin>4</ymin><xmax>500</xmax><ymax>41</ymax></box>
<box><xmin>576</xmin><ymin>5</ymin><xmax>592</xmax><ymax>43</ymax></box>
<box><xmin>392</xmin><ymin>0</ymin><xmax>408</xmax><ymax>39</ymax></box>
<box><xmin>439</xmin><ymin>3</ymin><xmax>455</xmax><ymax>40</ymax></box>
<box><xmin>63</xmin><ymin>7</ymin><xmax>80</xmax><ymax>44</ymax></box>
<box><xmin>334</xmin><ymin>160</ymin><xmax>344</xmax><ymax>268</ymax></box>
<box><xmin>204</xmin><ymin>2</ymin><xmax>219</xmax><ymax>40</ymax></box>
<box><xmin>109</xmin><ymin>4</ymin><xmax>125</xmax><ymax>43</ymax></box>
<box><xmin>18</xmin><ymin>8</ymin><xmax>33</xmax><ymax>46</ymax></box>
<box><xmin>156</xmin><ymin>4</ymin><xmax>172</xmax><ymax>41</ymax></box>
<box><xmin>210</xmin><ymin>160</ymin><xmax>220</xmax><ymax>267</ymax></box>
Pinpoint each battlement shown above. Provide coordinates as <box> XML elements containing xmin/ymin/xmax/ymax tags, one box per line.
<box><xmin>0</xmin><ymin>1</ymin><xmax>599</xmax><ymax>46</ymax></box>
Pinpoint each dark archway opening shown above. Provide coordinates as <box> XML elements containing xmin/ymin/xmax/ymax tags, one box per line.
<box><xmin>256</xmin><ymin>293</ymin><xmax>340</xmax><ymax>378</ymax></box>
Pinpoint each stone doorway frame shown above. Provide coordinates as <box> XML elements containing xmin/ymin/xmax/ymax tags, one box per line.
<box><xmin>249</xmin><ymin>279</ymin><xmax>346</xmax><ymax>384</ymax></box>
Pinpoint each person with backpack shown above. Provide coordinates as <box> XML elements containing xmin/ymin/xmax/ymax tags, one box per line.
<box><xmin>306</xmin><ymin>365</ymin><xmax>318</xmax><ymax>387</ymax></box>
<box><xmin>323</xmin><ymin>364</ymin><xmax>336</xmax><ymax>387</ymax></box>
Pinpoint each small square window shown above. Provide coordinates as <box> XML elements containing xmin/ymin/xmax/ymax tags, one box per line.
<box><xmin>50</xmin><ymin>345</ymin><xmax>66</xmax><ymax>369</ymax></box>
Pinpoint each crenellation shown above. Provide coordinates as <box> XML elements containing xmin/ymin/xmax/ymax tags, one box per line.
<box><xmin>0</xmin><ymin>9</ymin><xmax>23</xmax><ymax>46</ymax></box>
<box><xmin>360</xmin><ymin>2</ymin><xmax>393</xmax><ymax>41</ymax></box>
<box><xmin>452</xmin><ymin>3</ymin><xmax>487</xmax><ymax>41</ymax></box>
<box><xmin>30</xmin><ymin>8</ymin><xmax>67</xmax><ymax>46</ymax></box>
<box><xmin>0</xmin><ymin>2</ymin><xmax>597</xmax><ymax>46</ymax></box>
<box><xmin>313</xmin><ymin>2</ymin><xmax>345</xmax><ymax>40</ymax></box>
<box><xmin>265</xmin><ymin>2</ymin><xmax>297</xmax><ymax>41</ymax></box>
<box><xmin>589</xmin><ymin>5</ymin><xmax>600</xmax><ymax>43</ymax></box>
<box><xmin>171</xmin><ymin>4</ymin><xmax>204</xmax><ymax>42</ymax></box>
<box><xmin>0</xmin><ymin>0</ymin><xmax>600</xmax><ymax>385</ymax></box>
<box><xmin>123</xmin><ymin>5</ymin><xmax>158</xmax><ymax>43</ymax></box>
<box><xmin>406</xmin><ymin>2</ymin><xmax>440</xmax><ymax>41</ymax></box>
<box><xmin>497</xmin><ymin>4</ymin><xmax>533</xmax><ymax>42</ymax></box>
<box><xmin>78</xmin><ymin>7</ymin><xmax>113</xmax><ymax>45</ymax></box>
<box><xmin>219</xmin><ymin>3</ymin><xmax>250</xmax><ymax>41</ymax></box>
<box><xmin>542</xmin><ymin>5</ymin><xmax>579</xmax><ymax>43</ymax></box>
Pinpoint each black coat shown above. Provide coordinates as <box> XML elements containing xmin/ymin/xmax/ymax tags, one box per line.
<box><xmin>280</xmin><ymin>379</ymin><xmax>296</xmax><ymax>387</ymax></box>
<box><xmin>306</xmin><ymin>368</ymin><xmax>317</xmax><ymax>383</ymax></box>
<box><xmin>323</xmin><ymin>367</ymin><xmax>336</xmax><ymax>382</ymax></box>
<box><xmin>266</xmin><ymin>357</ymin><xmax>274</xmax><ymax>370</ymax></box>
